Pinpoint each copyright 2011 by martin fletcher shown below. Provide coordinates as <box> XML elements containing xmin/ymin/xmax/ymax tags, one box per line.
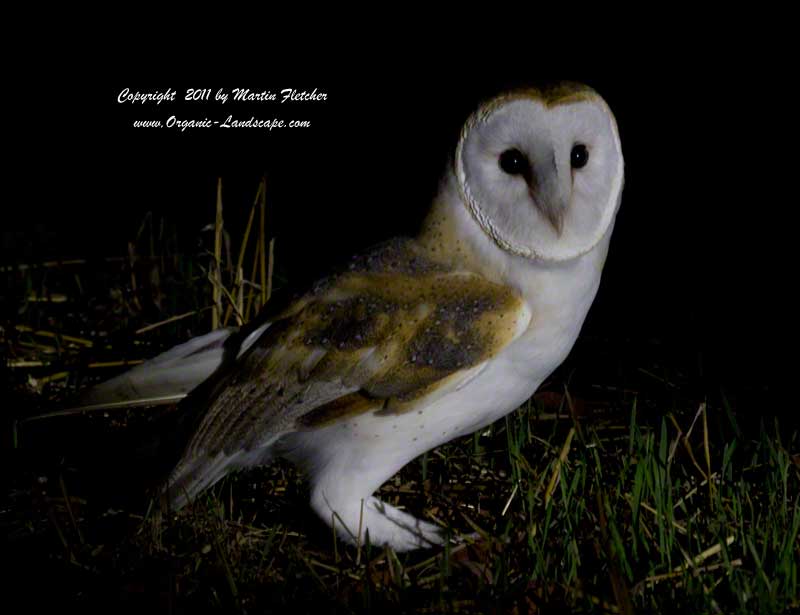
<box><xmin>119</xmin><ymin>87</ymin><xmax>327</xmax><ymax>132</ymax></box>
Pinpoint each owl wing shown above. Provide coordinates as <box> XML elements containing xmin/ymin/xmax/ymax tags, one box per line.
<box><xmin>166</xmin><ymin>239</ymin><xmax>531</xmax><ymax>505</ymax></box>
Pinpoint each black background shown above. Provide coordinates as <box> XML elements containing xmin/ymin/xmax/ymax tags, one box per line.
<box><xmin>4</xmin><ymin>53</ymin><xmax>791</xmax><ymax>409</ymax></box>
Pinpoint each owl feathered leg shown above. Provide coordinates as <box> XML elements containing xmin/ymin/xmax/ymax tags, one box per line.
<box><xmin>281</xmin><ymin>431</ymin><xmax>445</xmax><ymax>551</ymax></box>
<box><xmin>309</xmin><ymin>468</ymin><xmax>445</xmax><ymax>551</ymax></box>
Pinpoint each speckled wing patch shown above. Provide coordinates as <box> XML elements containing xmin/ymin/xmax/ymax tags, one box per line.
<box><xmin>179</xmin><ymin>238</ymin><xmax>528</xmax><ymax>459</ymax></box>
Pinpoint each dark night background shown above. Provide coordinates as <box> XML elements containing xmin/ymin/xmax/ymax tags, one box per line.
<box><xmin>4</xmin><ymin>53</ymin><xmax>791</xmax><ymax>416</ymax></box>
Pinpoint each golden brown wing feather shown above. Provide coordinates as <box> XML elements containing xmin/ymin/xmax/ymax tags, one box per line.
<box><xmin>179</xmin><ymin>238</ymin><xmax>528</xmax><ymax>460</ymax></box>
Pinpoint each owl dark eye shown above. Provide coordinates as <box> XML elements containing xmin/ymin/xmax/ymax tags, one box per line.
<box><xmin>499</xmin><ymin>148</ymin><xmax>528</xmax><ymax>175</ymax></box>
<box><xmin>571</xmin><ymin>143</ymin><xmax>589</xmax><ymax>169</ymax></box>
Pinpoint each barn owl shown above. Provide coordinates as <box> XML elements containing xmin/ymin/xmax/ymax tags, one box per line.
<box><xmin>79</xmin><ymin>82</ymin><xmax>624</xmax><ymax>551</ymax></box>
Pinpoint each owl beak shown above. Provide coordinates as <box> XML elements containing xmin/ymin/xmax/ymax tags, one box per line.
<box><xmin>536</xmin><ymin>194</ymin><xmax>565</xmax><ymax>236</ymax></box>
<box><xmin>520</xmin><ymin>146</ymin><xmax>568</xmax><ymax>236</ymax></box>
<box><xmin>527</xmin><ymin>172</ymin><xmax>566</xmax><ymax>236</ymax></box>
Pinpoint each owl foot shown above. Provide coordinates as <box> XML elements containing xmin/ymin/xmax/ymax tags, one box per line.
<box><xmin>312</xmin><ymin>490</ymin><xmax>445</xmax><ymax>552</ymax></box>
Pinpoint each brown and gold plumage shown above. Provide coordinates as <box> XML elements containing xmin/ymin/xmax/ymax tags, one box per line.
<box><xmin>167</xmin><ymin>238</ymin><xmax>530</xmax><ymax>505</ymax></box>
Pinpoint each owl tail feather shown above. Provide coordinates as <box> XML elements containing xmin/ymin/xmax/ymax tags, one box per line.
<box><xmin>69</xmin><ymin>327</ymin><xmax>237</xmax><ymax>414</ymax></box>
<box><xmin>19</xmin><ymin>325</ymin><xmax>275</xmax><ymax>512</ymax></box>
<box><xmin>16</xmin><ymin>328</ymin><xmax>234</xmax><ymax>499</ymax></box>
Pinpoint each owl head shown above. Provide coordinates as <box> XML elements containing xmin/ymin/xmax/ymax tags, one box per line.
<box><xmin>455</xmin><ymin>83</ymin><xmax>624</xmax><ymax>262</ymax></box>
